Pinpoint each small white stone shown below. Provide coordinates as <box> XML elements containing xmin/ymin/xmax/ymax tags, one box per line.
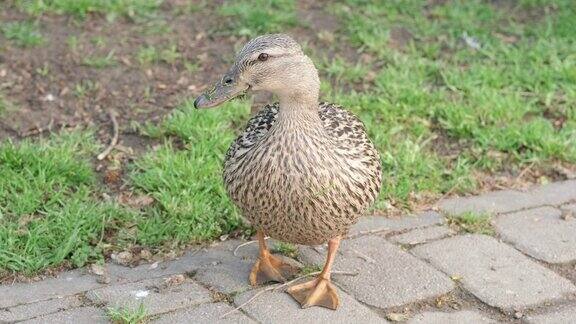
<box><xmin>133</xmin><ymin>290</ymin><xmax>149</xmax><ymax>299</ymax></box>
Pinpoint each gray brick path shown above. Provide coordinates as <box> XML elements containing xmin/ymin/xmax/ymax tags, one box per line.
<box><xmin>407</xmin><ymin>310</ymin><xmax>495</xmax><ymax>323</ymax></box>
<box><xmin>389</xmin><ymin>226</ymin><xmax>453</xmax><ymax>245</ymax></box>
<box><xmin>1</xmin><ymin>180</ymin><xmax>575</xmax><ymax>323</ymax></box>
<box><xmin>526</xmin><ymin>305</ymin><xmax>576</xmax><ymax>324</ymax></box>
<box><xmin>494</xmin><ymin>206</ymin><xmax>576</xmax><ymax>263</ymax></box>
<box><xmin>412</xmin><ymin>235</ymin><xmax>576</xmax><ymax>310</ymax></box>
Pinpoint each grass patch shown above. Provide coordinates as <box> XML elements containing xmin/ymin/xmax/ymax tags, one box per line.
<box><xmin>0</xmin><ymin>130</ymin><xmax>137</xmax><ymax>274</ymax></box>
<box><xmin>1</xmin><ymin>21</ymin><xmax>43</xmax><ymax>47</ymax></box>
<box><xmin>319</xmin><ymin>0</ymin><xmax>576</xmax><ymax>208</ymax></box>
<box><xmin>107</xmin><ymin>303</ymin><xmax>148</xmax><ymax>324</ymax></box>
<box><xmin>129</xmin><ymin>99</ymin><xmax>250</xmax><ymax>246</ymax></box>
<box><xmin>446</xmin><ymin>211</ymin><xmax>495</xmax><ymax>235</ymax></box>
<box><xmin>300</xmin><ymin>264</ymin><xmax>322</xmax><ymax>275</ymax></box>
<box><xmin>15</xmin><ymin>0</ymin><xmax>163</xmax><ymax>20</ymax></box>
<box><xmin>217</xmin><ymin>0</ymin><xmax>298</xmax><ymax>37</ymax></box>
<box><xmin>273</xmin><ymin>242</ymin><xmax>298</xmax><ymax>259</ymax></box>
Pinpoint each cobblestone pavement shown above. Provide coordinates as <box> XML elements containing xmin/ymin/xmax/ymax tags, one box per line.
<box><xmin>1</xmin><ymin>180</ymin><xmax>575</xmax><ymax>323</ymax></box>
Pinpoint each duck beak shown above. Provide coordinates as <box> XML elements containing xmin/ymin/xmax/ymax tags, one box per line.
<box><xmin>194</xmin><ymin>71</ymin><xmax>248</xmax><ymax>109</ymax></box>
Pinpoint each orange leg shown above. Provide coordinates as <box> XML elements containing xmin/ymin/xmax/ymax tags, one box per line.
<box><xmin>249</xmin><ymin>231</ymin><xmax>300</xmax><ymax>286</ymax></box>
<box><xmin>287</xmin><ymin>236</ymin><xmax>341</xmax><ymax>310</ymax></box>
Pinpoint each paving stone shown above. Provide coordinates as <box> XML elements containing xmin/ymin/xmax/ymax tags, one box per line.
<box><xmin>108</xmin><ymin>241</ymin><xmax>246</xmax><ymax>284</ymax></box>
<box><xmin>86</xmin><ymin>277</ymin><xmax>211</xmax><ymax>316</ymax></box>
<box><xmin>0</xmin><ymin>295</ymin><xmax>83</xmax><ymax>322</ymax></box>
<box><xmin>21</xmin><ymin>306</ymin><xmax>108</xmax><ymax>324</ymax></box>
<box><xmin>494</xmin><ymin>206</ymin><xmax>576</xmax><ymax>263</ymax></box>
<box><xmin>0</xmin><ymin>269</ymin><xmax>103</xmax><ymax>308</ymax></box>
<box><xmin>407</xmin><ymin>310</ymin><xmax>495</xmax><ymax>324</ymax></box>
<box><xmin>234</xmin><ymin>286</ymin><xmax>384</xmax><ymax>323</ymax></box>
<box><xmin>526</xmin><ymin>305</ymin><xmax>576</xmax><ymax>324</ymax></box>
<box><xmin>390</xmin><ymin>226</ymin><xmax>453</xmax><ymax>245</ymax></box>
<box><xmin>193</xmin><ymin>258</ymin><xmax>254</xmax><ymax>294</ymax></box>
<box><xmin>349</xmin><ymin>211</ymin><xmax>443</xmax><ymax>237</ymax></box>
<box><xmin>151</xmin><ymin>302</ymin><xmax>255</xmax><ymax>324</ymax></box>
<box><xmin>412</xmin><ymin>235</ymin><xmax>576</xmax><ymax>310</ymax></box>
<box><xmin>302</xmin><ymin>235</ymin><xmax>454</xmax><ymax>309</ymax></box>
<box><xmin>526</xmin><ymin>180</ymin><xmax>576</xmax><ymax>207</ymax></box>
<box><xmin>439</xmin><ymin>190</ymin><xmax>536</xmax><ymax>216</ymax></box>
<box><xmin>439</xmin><ymin>180</ymin><xmax>576</xmax><ymax>216</ymax></box>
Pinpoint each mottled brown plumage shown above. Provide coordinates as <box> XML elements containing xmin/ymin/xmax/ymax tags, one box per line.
<box><xmin>223</xmin><ymin>102</ymin><xmax>381</xmax><ymax>245</ymax></box>
<box><xmin>194</xmin><ymin>34</ymin><xmax>382</xmax><ymax>310</ymax></box>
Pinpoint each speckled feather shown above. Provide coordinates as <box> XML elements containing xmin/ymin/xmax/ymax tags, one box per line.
<box><xmin>224</xmin><ymin>102</ymin><xmax>382</xmax><ymax>245</ymax></box>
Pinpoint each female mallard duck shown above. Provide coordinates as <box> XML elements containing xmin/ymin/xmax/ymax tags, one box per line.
<box><xmin>194</xmin><ymin>34</ymin><xmax>382</xmax><ymax>310</ymax></box>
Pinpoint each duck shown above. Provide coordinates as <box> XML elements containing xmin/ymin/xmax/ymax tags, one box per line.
<box><xmin>194</xmin><ymin>34</ymin><xmax>382</xmax><ymax>310</ymax></box>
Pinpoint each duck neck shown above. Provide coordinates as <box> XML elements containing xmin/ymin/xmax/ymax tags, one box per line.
<box><xmin>276</xmin><ymin>92</ymin><xmax>320</xmax><ymax>128</ymax></box>
<box><xmin>275</xmin><ymin>57</ymin><xmax>322</xmax><ymax>130</ymax></box>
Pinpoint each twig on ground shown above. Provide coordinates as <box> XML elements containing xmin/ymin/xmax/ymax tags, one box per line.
<box><xmin>516</xmin><ymin>162</ymin><xmax>535</xmax><ymax>182</ymax></box>
<box><xmin>233</xmin><ymin>236</ymin><xmax>269</xmax><ymax>256</ymax></box>
<box><xmin>220</xmin><ymin>270</ymin><xmax>357</xmax><ymax>318</ymax></box>
<box><xmin>19</xmin><ymin>118</ymin><xmax>55</xmax><ymax>137</ymax></box>
<box><xmin>349</xmin><ymin>248</ymin><xmax>376</xmax><ymax>264</ymax></box>
<box><xmin>97</xmin><ymin>109</ymin><xmax>119</xmax><ymax>160</ymax></box>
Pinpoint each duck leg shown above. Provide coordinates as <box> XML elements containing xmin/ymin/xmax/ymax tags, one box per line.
<box><xmin>249</xmin><ymin>231</ymin><xmax>300</xmax><ymax>286</ymax></box>
<box><xmin>287</xmin><ymin>236</ymin><xmax>341</xmax><ymax>310</ymax></box>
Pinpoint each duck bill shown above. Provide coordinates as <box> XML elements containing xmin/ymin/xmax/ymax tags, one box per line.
<box><xmin>194</xmin><ymin>78</ymin><xmax>248</xmax><ymax>109</ymax></box>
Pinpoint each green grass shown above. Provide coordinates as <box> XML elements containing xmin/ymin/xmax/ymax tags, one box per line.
<box><xmin>446</xmin><ymin>211</ymin><xmax>495</xmax><ymax>235</ymax></box>
<box><xmin>0</xmin><ymin>131</ymin><xmax>138</xmax><ymax>274</ymax></box>
<box><xmin>107</xmin><ymin>303</ymin><xmax>148</xmax><ymax>324</ymax></box>
<box><xmin>320</xmin><ymin>0</ymin><xmax>576</xmax><ymax>207</ymax></box>
<box><xmin>217</xmin><ymin>0</ymin><xmax>298</xmax><ymax>37</ymax></box>
<box><xmin>1</xmin><ymin>0</ymin><xmax>575</xmax><ymax>276</ymax></box>
<box><xmin>15</xmin><ymin>0</ymin><xmax>163</xmax><ymax>20</ymax></box>
<box><xmin>273</xmin><ymin>242</ymin><xmax>298</xmax><ymax>259</ymax></box>
<box><xmin>1</xmin><ymin>21</ymin><xmax>44</xmax><ymax>47</ymax></box>
<box><xmin>129</xmin><ymin>99</ymin><xmax>250</xmax><ymax>246</ymax></box>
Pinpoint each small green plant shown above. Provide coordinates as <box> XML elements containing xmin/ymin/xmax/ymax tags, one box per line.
<box><xmin>273</xmin><ymin>242</ymin><xmax>298</xmax><ymax>258</ymax></box>
<box><xmin>74</xmin><ymin>80</ymin><xmax>97</xmax><ymax>98</ymax></box>
<box><xmin>159</xmin><ymin>45</ymin><xmax>181</xmax><ymax>64</ymax></box>
<box><xmin>1</xmin><ymin>21</ymin><xmax>43</xmax><ymax>47</ymax></box>
<box><xmin>136</xmin><ymin>46</ymin><xmax>158</xmax><ymax>65</ymax></box>
<box><xmin>83</xmin><ymin>51</ymin><xmax>117</xmax><ymax>69</ymax></box>
<box><xmin>35</xmin><ymin>63</ymin><xmax>50</xmax><ymax>77</ymax></box>
<box><xmin>446</xmin><ymin>212</ymin><xmax>495</xmax><ymax>235</ymax></box>
<box><xmin>300</xmin><ymin>264</ymin><xmax>322</xmax><ymax>275</ymax></box>
<box><xmin>136</xmin><ymin>45</ymin><xmax>181</xmax><ymax>65</ymax></box>
<box><xmin>107</xmin><ymin>303</ymin><xmax>148</xmax><ymax>324</ymax></box>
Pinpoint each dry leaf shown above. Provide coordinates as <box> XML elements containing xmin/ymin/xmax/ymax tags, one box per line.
<box><xmin>164</xmin><ymin>274</ymin><xmax>185</xmax><ymax>287</ymax></box>
<box><xmin>90</xmin><ymin>263</ymin><xmax>107</xmax><ymax>276</ymax></box>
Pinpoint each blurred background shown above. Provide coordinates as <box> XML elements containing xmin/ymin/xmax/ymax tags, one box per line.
<box><xmin>0</xmin><ymin>0</ymin><xmax>574</xmax><ymax>277</ymax></box>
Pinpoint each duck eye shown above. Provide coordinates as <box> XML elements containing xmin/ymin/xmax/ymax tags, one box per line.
<box><xmin>258</xmin><ymin>53</ymin><xmax>269</xmax><ymax>61</ymax></box>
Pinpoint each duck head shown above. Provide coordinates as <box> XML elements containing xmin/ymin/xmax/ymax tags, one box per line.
<box><xmin>194</xmin><ymin>34</ymin><xmax>319</xmax><ymax>109</ymax></box>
